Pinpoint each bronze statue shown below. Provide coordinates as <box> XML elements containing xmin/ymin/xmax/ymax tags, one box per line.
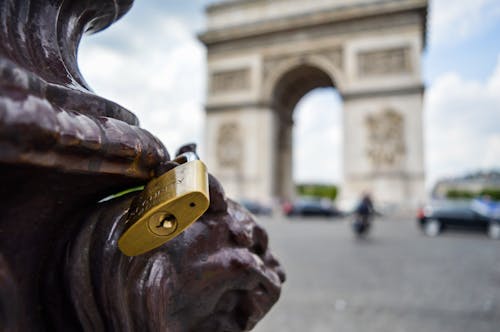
<box><xmin>0</xmin><ymin>1</ymin><xmax>284</xmax><ymax>330</ymax></box>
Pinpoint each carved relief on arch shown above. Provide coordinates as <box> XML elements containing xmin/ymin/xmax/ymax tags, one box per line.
<box><xmin>365</xmin><ymin>109</ymin><xmax>406</xmax><ymax>169</ymax></box>
<box><xmin>210</xmin><ymin>68</ymin><xmax>250</xmax><ymax>94</ymax></box>
<box><xmin>216</xmin><ymin>122</ymin><xmax>243</xmax><ymax>169</ymax></box>
<box><xmin>262</xmin><ymin>47</ymin><xmax>343</xmax><ymax>83</ymax></box>
<box><xmin>357</xmin><ymin>47</ymin><xmax>412</xmax><ymax>76</ymax></box>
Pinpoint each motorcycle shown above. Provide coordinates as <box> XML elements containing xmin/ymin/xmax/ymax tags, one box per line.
<box><xmin>352</xmin><ymin>214</ymin><xmax>371</xmax><ymax>238</ymax></box>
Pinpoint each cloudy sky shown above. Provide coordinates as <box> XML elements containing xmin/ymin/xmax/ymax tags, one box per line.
<box><xmin>79</xmin><ymin>0</ymin><xmax>500</xmax><ymax>190</ymax></box>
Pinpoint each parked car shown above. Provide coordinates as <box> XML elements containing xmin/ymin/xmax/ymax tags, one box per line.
<box><xmin>417</xmin><ymin>200</ymin><xmax>500</xmax><ymax>239</ymax></box>
<box><xmin>284</xmin><ymin>198</ymin><xmax>341</xmax><ymax>217</ymax></box>
<box><xmin>240</xmin><ymin>199</ymin><xmax>272</xmax><ymax>216</ymax></box>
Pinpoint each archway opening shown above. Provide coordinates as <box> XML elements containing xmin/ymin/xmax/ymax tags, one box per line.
<box><xmin>293</xmin><ymin>87</ymin><xmax>342</xmax><ymax>196</ymax></box>
<box><xmin>271</xmin><ymin>64</ymin><xmax>342</xmax><ymax>201</ymax></box>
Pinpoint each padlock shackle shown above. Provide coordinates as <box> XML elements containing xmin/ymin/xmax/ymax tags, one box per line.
<box><xmin>173</xmin><ymin>151</ymin><xmax>199</xmax><ymax>164</ymax></box>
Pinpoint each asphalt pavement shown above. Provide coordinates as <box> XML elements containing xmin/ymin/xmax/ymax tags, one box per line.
<box><xmin>253</xmin><ymin>215</ymin><xmax>500</xmax><ymax>332</ymax></box>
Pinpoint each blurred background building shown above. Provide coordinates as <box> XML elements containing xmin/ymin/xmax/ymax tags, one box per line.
<box><xmin>432</xmin><ymin>170</ymin><xmax>500</xmax><ymax>199</ymax></box>
<box><xmin>199</xmin><ymin>0</ymin><xmax>427</xmax><ymax>207</ymax></box>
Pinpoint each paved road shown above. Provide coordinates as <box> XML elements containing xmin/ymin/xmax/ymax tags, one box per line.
<box><xmin>253</xmin><ymin>216</ymin><xmax>500</xmax><ymax>332</ymax></box>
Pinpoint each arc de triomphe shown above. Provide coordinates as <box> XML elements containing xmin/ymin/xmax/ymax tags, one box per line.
<box><xmin>199</xmin><ymin>0</ymin><xmax>427</xmax><ymax>206</ymax></box>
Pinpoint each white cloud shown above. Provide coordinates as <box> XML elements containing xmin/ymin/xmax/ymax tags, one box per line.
<box><xmin>425</xmin><ymin>54</ymin><xmax>500</xmax><ymax>186</ymax></box>
<box><xmin>430</xmin><ymin>0</ymin><xmax>500</xmax><ymax>46</ymax></box>
<box><xmin>79</xmin><ymin>14</ymin><xmax>206</xmax><ymax>155</ymax></box>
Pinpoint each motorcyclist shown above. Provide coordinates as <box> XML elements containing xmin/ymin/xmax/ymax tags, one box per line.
<box><xmin>353</xmin><ymin>192</ymin><xmax>375</xmax><ymax>236</ymax></box>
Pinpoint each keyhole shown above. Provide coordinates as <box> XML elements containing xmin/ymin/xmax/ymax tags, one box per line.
<box><xmin>157</xmin><ymin>214</ymin><xmax>176</xmax><ymax>229</ymax></box>
<box><xmin>148</xmin><ymin>213</ymin><xmax>178</xmax><ymax>236</ymax></box>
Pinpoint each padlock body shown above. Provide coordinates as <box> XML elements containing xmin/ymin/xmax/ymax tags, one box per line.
<box><xmin>118</xmin><ymin>160</ymin><xmax>209</xmax><ymax>256</ymax></box>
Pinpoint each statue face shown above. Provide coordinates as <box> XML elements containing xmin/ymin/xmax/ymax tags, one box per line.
<box><xmin>66</xmin><ymin>186</ymin><xmax>285</xmax><ymax>332</ymax></box>
<box><xmin>148</xmin><ymin>200</ymin><xmax>285</xmax><ymax>332</ymax></box>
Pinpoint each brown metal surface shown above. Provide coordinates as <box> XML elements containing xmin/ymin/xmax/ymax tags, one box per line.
<box><xmin>54</xmin><ymin>177</ymin><xmax>285</xmax><ymax>331</ymax></box>
<box><xmin>0</xmin><ymin>1</ymin><xmax>284</xmax><ymax>330</ymax></box>
<box><xmin>0</xmin><ymin>0</ymin><xmax>168</xmax><ymax>179</ymax></box>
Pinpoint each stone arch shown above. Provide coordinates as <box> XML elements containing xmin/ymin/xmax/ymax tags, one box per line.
<box><xmin>267</xmin><ymin>61</ymin><xmax>342</xmax><ymax>199</ymax></box>
<box><xmin>200</xmin><ymin>0</ymin><xmax>428</xmax><ymax>206</ymax></box>
<box><xmin>262</xmin><ymin>54</ymin><xmax>346</xmax><ymax>104</ymax></box>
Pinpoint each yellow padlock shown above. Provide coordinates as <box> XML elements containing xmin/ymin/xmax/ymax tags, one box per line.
<box><xmin>118</xmin><ymin>153</ymin><xmax>210</xmax><ymax>256</ymax></box>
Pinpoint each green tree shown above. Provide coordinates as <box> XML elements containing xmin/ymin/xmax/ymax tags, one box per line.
<box><xmin>296</xmin><ymin>184</ymin><xmax>338</xmax><ymax>201</ymax></box>
<box><xmin>479</xmin><ymin>188</ymin><xmax>500</xmax><ymax>201</ymax></box>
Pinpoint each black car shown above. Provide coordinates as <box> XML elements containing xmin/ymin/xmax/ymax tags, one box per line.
<box><xmin>240</xmin><ymin>199</ymin><xmax>272</xmax><ymax>216</ymax></box>
<box><xmin>417</xmin><ymin>200</ymin><xmax>500</xmax><ymax>239</ymax></box>
<box><xmin>284</xmin><ymin>198</ymin><xmax>341</xmax><ymax>217</ymax></box>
